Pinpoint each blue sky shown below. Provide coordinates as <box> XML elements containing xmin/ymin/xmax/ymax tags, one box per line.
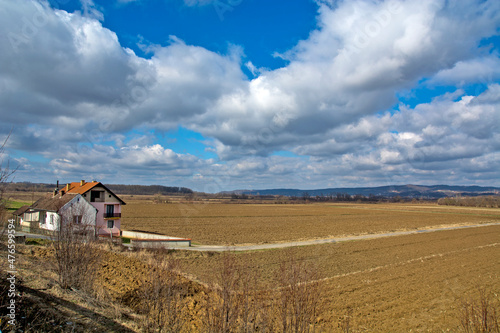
<box><xmin>53</xmin><ymin>0</ymin><xmax>319</xmax><ymax>70</ymax></box>
<box><xmin>1</xmin><ymin>0</ymin><xmax>500</xmax><ymax>192</ymax></box>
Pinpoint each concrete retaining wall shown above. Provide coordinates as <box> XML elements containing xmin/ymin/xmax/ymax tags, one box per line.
<box><xmin>121</xmin><ymin>230</ymin><xmax>186</xmax><ymax>241</ymax></box>
<box><xmin>122</xmin><ymin>230</ymin><xmax>191</xmax><ymax>248</ymax></box>
<box><xmin>130</xmin><ymin>238</ymin><xmax>192</xmax><ymax>248</ymax></box>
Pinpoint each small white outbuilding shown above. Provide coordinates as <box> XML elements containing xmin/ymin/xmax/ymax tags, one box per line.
<box><xmin>22</xmin><ymin>192</ymin><xmax>97</xmax><ymax>234</ymax></box>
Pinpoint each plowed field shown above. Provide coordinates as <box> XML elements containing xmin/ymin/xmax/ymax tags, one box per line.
<box><xmin>6</xmin><ymin>221</ymin><xmax>499</xmax><ymax>331</ymax></box>
<box><xmin>121</xmin><ymin>202</ymin><xmax>500</xmax><ymax>245</ymax></box>
<box><xmin>177</xmin><ymin>224</ymin><xmax>500</xmax><ymax>331</ymax></box>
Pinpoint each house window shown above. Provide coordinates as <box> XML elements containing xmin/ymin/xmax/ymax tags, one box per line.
<box><xmin>106</xmin><ymin>205</ymin><xmax>114</xmax><ymax>218</ymax></box>
<box><xmin>73</xmin><ymin>215</ymin><xmax>82</xmax><ymax>224</ymax></box>
<box><xmin>90</xmin><ymin>190</ymin><xmax>104</xmax><ymax>202</ymax></box>
<box><xmin>107</xmin><ymin>220</ymin><xmax>114</xmax><ymax>229</ymax></box>
<box><xmin>25</xmin><ymin>212</ymin><xmax>40</xmax><ymax>222</ymax></box>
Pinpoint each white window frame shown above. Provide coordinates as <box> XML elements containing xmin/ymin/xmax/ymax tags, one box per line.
<box><xmin>73</xmin><ymin>215</ymin><xmax>82</xmax><ymax>224</ymax></box>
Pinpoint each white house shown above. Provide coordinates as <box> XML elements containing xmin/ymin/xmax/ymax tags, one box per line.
<box><xmin>61</xmin><ymin>180</ymin><xmax>126</xmax><ymax>237</ymax></box>
<box><xmin>12</xmin><ymin>205</ymin><xmax>30</xmax><ymax>225</ymax></box>
<box><xmin>23</xmin><ymin>193</ymin><xmax>97</xmax><ymax>233</ymax></box>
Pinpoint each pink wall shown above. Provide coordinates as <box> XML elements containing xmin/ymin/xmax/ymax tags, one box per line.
<box><xmin>91</xmin><ymin>202</ymin><xmax>121</xmax><ymax>236</ymax></box>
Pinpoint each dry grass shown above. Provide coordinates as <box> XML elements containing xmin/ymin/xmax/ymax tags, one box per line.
<box><xmin>0</xmin><ymin>242</ymin><xmax>142</xmax><ymax>332</ymax></box>
<box><xmin>121</xmin><ymin>202</ymin><xmax>500</xmax><ymax>245</ymax></box>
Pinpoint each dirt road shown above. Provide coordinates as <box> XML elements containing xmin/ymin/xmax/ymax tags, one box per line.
<box><xmin>18</xmin><ymin>222</ymin><xmax>500</xmax><ymax>252</ymax></box>
<box><xmin>181</xmin><ymin>222</ymin><xmax>500</xmax><ymax>251</ymax></box>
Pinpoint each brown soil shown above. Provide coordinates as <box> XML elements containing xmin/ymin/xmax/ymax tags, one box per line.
<box><xmin>0</xmin><ymin>243</ymin><xmax>208</xmax><ymax>332</ymax></box>
<box><xmin>122</xmin><ymin>202</ymin><xmax>500</xmax><ymax>245</ymax></box>
<box><xmin>1</xmin><ymin>211</ymin><xmax>498</xmax><ymax>331</ymax></box>
<box><xmin>176</xmin><ymin>225</ymin><xmax>500</xmax><ymax>331</ymax></box>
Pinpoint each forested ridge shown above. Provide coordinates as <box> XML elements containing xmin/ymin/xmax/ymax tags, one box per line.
<box><xmin>3</xmin><ymin>182</ymin><xmax>193</xmax><ymax>195</ymax></box>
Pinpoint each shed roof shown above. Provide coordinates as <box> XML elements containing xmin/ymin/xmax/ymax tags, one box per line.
<box><xmin>12</xmin><ymin>205</ymin><xmax>31</xmax><ymax>216</ymax></box>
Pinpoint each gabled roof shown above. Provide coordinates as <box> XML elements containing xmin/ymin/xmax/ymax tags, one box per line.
<box><xmin>64</xmin><ymin>181</ymin><xmax>126</xmax><ymax>205</ymax></box>
<box><xmin>31</xmin><ymin>193</ymin><xmax>79</xmax><ymax>212</ymax></box>
<box><xmin>12</xmin><ymin>205</ymin><xmax>31</xmax><ymax>216</ymax></box>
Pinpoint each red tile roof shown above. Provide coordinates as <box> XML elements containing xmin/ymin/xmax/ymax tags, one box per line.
<box><xmin>62</xmin><ymin>181</ymin><xmax>126</xmax><ymax>205</ymax></box>
<box><xmin>65</xmin><ymin>181</ymin><xmax>100</xmax><ymax>194</ymax></box>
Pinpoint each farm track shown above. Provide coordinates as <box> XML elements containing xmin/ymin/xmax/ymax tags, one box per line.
<box><xmin>178</xmin><ymin>223</ymin><xmax>500</xmax><ymax>331</ymax></box>
<box><xmin>179</xmin><ymin>221</ymin><xmax>500</xmax><ymax>251</ymax></box>
<box><xmin>123</xmin><ymin>203</ymin><xmax>500</xmax><ymax>245</ymax></box>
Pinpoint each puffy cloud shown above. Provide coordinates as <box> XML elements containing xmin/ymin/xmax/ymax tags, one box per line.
<box><xmin>185</xmin><ymin>0</ymin><xmax>500</xmax><ymax>157</ymax></box>
<box><xmin>356</xmin><ymin>85</ymin><xmax>500</xmax><ymax>176</ymax></box>
<box><xmin>48</xmin><ymin>143</ymin><xmax>208</xmax><ymax>182</ymax></box>
<box><xmin>0</xmin><ymin>1</ymin><xmax>146</xmax><ymax>126</ymax></box>
<box><xmin>430</xmin><ymin>57</ymin><xmax>500</xmax><ymax>86</ymax></box>
<box><xmin>1</xmin><ymin>0</ymin><xmax>500</xmax><ymax>189</ymax></box>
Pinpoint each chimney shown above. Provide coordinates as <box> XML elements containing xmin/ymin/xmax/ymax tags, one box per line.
<box><xmin>80</xmin><ymin>180</ymin><xmax>85</xmax><ymax>186</ymax></box>
<box><xmin>66</xmin><ymin>183</ymin><xmax>70</xmax><ymax>192</ymax></box>
<box><xmin>56</xmin><ymin>180</ymin><xmax>59</xmax><ymax>189</ymax></box>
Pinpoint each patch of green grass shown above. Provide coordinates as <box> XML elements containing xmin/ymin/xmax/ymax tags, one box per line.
<box><xmin>5</xmin><ymin>200</ymin><xmax>31</xmax><ymax>211</ymax></box>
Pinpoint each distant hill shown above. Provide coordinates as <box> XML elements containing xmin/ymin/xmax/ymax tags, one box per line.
<box><xmin>235</xmin><ymin>185</ymin><xmax>500</xmax><ymax>199</ymax></box>
<box><xmin>3</xmin><ymin>182</ymin><xmax>193</xmax><ymax>196</ymax></box>
<box><xmin>5</xmin><ymin>182</ymin><xmax>499</xmax><ymax>199</ymax></box>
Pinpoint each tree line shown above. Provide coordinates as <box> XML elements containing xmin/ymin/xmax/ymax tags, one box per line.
<box><xmin>108</xmin><ymin>184</ymin><xmax>193</xmax><ymax>195</ymax></box>
<box><xmin>2</xmin><ymin>182</ymin><xmax>193</xmax><ymax>196</ymax></box>
<box><xmin>437</xmin><ymin>195</ymin><xmax>500</xmax><ymax>208</ymax></box>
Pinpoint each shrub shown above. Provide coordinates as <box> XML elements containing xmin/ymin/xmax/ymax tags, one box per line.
<box><xmin>459</xmin><ymin>288</ymin><xmax>499</xmax><ymax>333</ymax></box>
<box><xmin>275</xmin><ymin>249</ymin><xmax>322</xmax><ymax>333</ymax></box>
<box><xmin>138</xmin><ymin>248</ymin><xmax>187</xmax><ymax>333</ymax></box>
<box><xmin>53</xmin><ymin>222</ymin><xmax>100</xmax><ymax>291</ymax></box>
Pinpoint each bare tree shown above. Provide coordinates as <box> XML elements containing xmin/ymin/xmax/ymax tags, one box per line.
<box><xmin>138</xmin><ymin>247</ymin><xmax>187</xmax><ymax>333</ymax></box>
<box><xmin>0</xmin><ymin>132</ymin><xmax>16</xmax><ymax>185</ymax></box>
<box><xmin>459</xmin><ymin>288</ymin><xmax>499</xmax><ymax>333</ymax></box>
<box><xmin>237</xmin><ymin>257</ymin><xmax>271</xmax><ymax>333</ymax></box>
<box><xmin>204</xmin><ymin>251</ymin><xmax>241</xmax><ymax>333</ymax></box>
<box><xmin>239</xmin><ymin>261</ymin><xmax>256</xmax><ymax>333</ymax></box>
<box><xmin>52</xmin><ymin>204</ymin><xmax>100</xmax><ymax>291</ymax></box>
<box><xmin>153</xmin><ymin>193</ymin><xmax>165</xmax><ymax>204</ymax></box>
<box><xmin>0</xmin><ymin>133</ymin><xmax>16</xmax><ymax>229</ymax></box>
<box><xmin>274</xmin><ymin>249</ymin><xmax>322</xmax><ymax>333</ymax></box>
<box><xmin>202</xmin><ymin>251</ymin><xmax>274</xmax><ymax>333</ymax></box>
